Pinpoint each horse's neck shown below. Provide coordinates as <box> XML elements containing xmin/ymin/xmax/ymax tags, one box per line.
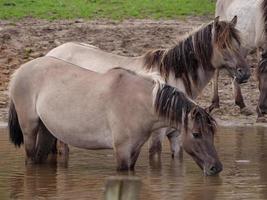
<box><xmin>166</xmin><ymin>67</ymin><xmax>215</xmax><ymax>99</ymax></box>
<box><xmin>192</xmin><ymin>67</ymin><xmax>215</xmax><ymax>98</ymax></box>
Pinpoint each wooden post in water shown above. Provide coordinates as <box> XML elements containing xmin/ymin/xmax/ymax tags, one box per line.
<box><xmin>104</xmin><ymin>176</ymin><xmax>141</xmax><ymax>200</ymax></box>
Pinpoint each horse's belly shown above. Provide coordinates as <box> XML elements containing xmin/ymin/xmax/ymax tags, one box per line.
<box><xmin>57</xmin><ymin>130</ymin><xmax>114</xmax><ymax>149</ymax></box>
<box><xmin>44</xmin><ymin>121</ymin><xmax>114</xmax><ymax>149</ymax></box>
<box><xmin>38</xmin><ymin>107</ymin><xmax>114</xmax><ymax>150</ymax></box>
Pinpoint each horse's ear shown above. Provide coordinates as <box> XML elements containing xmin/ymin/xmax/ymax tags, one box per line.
<box><xmin>214</xmin><ymin>16</ymin><xmax>220</xmax><ymax>29</ymax></box>
<box><xmin>231</xmin><ymin>15</ymin><xmax>237</xmax><ymax>26</ymax></box>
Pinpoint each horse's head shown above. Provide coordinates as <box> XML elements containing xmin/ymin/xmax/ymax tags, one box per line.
<box><xmin>257</xmin><ymin>55</ymin><xmax>267</xmax><ymax>116</ymax></box>
<box><xmin>154</xmin><ymin>85</ymin><xmax>222</xmax><ymax>175</ymax></box>
<box><xmin>211</xmin><ymin>16</ymin><xmax>250</xmax><ymax>84</ymax></box>
<box><xmin>181</xmin><ymin>107</ymin><xmax>222</xmax><ymax>176</ymax></box>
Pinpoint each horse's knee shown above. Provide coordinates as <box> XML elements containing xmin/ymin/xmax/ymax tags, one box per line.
<box><xmin>115</xmin><ymin>144</ymin><xmax>131</xmax><ymax>171</ymax></box>
<box><xmin>23</xmin><ymin>134</ymin><xmax>37</xmax><ymax>162</ymax></box>
<box><xmin>57</xmin><ymin>140</ymin><xmax>69</xmax><ymax>156</ymax></box>
<box><xmin>149</xmin><ymin>139</ymin><xmax>162</xmax><ymax>158</ymax></box>
<box><xmin>35</xmin><ymin>125</ymin><xmax>56</xmax><ymax>164</ymax></box>
<box><xmin>116</xmin><ymin>155</ymin><xmax>131</xmax><ymax>171</ymax></box>
<box><xmin>167</xmin><ymin>131</ymin><xmax>183</xmax><ymax>159</ymax></box>
<box><xmin>171</xmin><ymin>146</ymin><xmax>183</xmax><ymax>159</ymax></box>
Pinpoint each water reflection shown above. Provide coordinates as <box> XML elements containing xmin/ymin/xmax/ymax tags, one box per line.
<box><xmin>0</xmin><ymin>127</ymin><xmax>267</xmax><ymax>200</ymax></box>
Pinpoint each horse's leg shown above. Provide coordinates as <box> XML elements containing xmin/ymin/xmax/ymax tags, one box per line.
<box><xmin>14</xmin><ymin>103</ymin><xmax>39</xmax><ymax>164</ymax></box>
<box><xmin>232</xmin><ymin>79</ymin><xmax>253</xmax><ymax>116</ymax></box>
<box><xmin>57</xmin><ymin>140</ymin><xmax>69</xmax><ymax>157</ymax></box>
<box><xmin>166</xmin><ymin>130</ymin><xmax>183</xmax><ymax>159</ymax></box>
<box><xmin>115</xmin><ymin>143</ymin><xmax>131</xmax><ymax>171</ymax></box>
<box><xmin>130</xmin><ymin>148</ymin><xmax>142</xmax><ymax>171</ymax></box>
<box><xmin>148</xmin><ymin>129</ymin><xmax>166</xmax><ymax>159</ymax></box>
<box><xmin>23</xmin><ymin>132</ymin><xmax>38</xmax><ymax>165</ymax></box>
<box><xmin>208</xmin><ymin>69</ymin><xmax>220</xmax><ymax>112</ymax></box>
<box><xmin>114</xmin><ymin>129</ymin><xmax>150</xmax><ymax>171</ymax></box>
<box><xmin>50</xmin><ymin>139</ymin><xmax>69</xmax><ymax>156</ymax></box>
<box><xmin>35</xmin><ymin>122</ymin><xmax>57</xmax><ymax>164</ymax></box>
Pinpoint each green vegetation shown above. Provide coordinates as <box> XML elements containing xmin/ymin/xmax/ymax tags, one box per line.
<box><xmin>0</xmin><ymin>0</ymin><xmax>215</xmax><ymax>20</ymax></box>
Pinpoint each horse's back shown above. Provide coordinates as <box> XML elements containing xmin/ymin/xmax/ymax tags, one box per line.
<box><xmin>216</xmin><ymin>0</ymin><xmax>263</xmax><ymax>51</ymax></box>
<box><xmin>46</xmin><ymin>42</ymin><xmax>138</xmax><ymax>72</ymax></box>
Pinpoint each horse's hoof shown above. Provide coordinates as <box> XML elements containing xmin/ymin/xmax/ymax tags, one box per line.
<box><xmin>240</xmin><ymin>107</ymin><xmax>254</xmax><ymax>116</ymax></box>
<box><xmin>57</xmin><ymin>141</ymin><xmax>69</xmax><ymax>156</ymax></box>
<box><xmin>207</xmin><ymin>104</ymin><xmax>220</xmax><ymax>113</ymax></box>
<box><xmin>256</xmin><ymin>116</ymin><xmax>267</xmax><ymax>123</ymax></box>
<box><xmin>171</xmin><ymin>149</ymin><xmax>183</xmax><ymax>160</ymax></box>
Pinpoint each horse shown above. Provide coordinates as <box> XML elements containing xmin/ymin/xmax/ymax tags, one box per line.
<box><xmin>211</xmin><ymin>0</ymin><xmax>267</xmax><ymax>115</ymax></box>
<box><xmin>257</xmin><ymin>52</ymin><xmax>267</xmax><ymax>121</ymax></box>
<box><xmin>46</xmin><ymin>16</ymin><xmax>250</xmax><ymax>158</ymax></box>
<box><xmin>8</xmin><ymin>56</ymin><xmax>222</xmax><ymax>176</ymax></box>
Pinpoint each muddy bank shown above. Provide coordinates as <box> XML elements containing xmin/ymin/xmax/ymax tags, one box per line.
<box><xmin>0</xmin><ymin>17</ymin><xmax>262</xmax><ymax>126</ymax></box>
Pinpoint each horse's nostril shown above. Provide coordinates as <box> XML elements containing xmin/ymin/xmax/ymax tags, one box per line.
<box><xmin>210</xmin><ymin>166</ymin><xmax>216</xmax><ymax>172</ymax></box>
<box><xmin>237</xmin><ymin>68</ymin><xmax>243</xmax><ymax>74</ymax></box>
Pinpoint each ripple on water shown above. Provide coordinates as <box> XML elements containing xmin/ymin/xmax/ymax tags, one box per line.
<box><xmin>0</xmin><ymin>127</ymin><xmax>267</xmax><ymax>200</ymax></box>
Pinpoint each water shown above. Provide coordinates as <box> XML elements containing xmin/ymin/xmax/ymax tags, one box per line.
<box><xmin>0</xmin><ymin>126</ymin><xmax>267</xmax><ymax>200</ymax></box>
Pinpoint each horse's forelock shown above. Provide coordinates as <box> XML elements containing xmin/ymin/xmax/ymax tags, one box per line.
<box><xmin>214</xmin><ymin>21</ymin><xmax>241</xmax><ymax>52</ymax></box>
<box><xmin>191</xmin><ymin>107</ymin><xmax>217</xmax><ymax>135</ymax></box>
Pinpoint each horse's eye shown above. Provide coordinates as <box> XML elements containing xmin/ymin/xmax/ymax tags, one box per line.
<box><xmin>192</xmin><ymin>132</ymin><xmax>201</xmax><ymax>139</ymax></box>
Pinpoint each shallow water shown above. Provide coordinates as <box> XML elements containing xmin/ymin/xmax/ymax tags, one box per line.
<box><xmin>0</xmin><ymin>127</ymin><xmax>267</xmax><ymax>200</ymax></box>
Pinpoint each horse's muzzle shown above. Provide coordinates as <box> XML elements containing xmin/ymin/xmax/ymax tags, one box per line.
<box><xmin>204</xmin><ymin>162</ymin><xmax>223</xmax><ymax>176</ymax></box>
<box><xmin>236</xmin><ymin>67</ymin><xmax>251</xmax><ymax>84</ymax></box>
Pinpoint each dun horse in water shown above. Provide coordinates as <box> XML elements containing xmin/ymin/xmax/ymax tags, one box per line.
<box><xmin>47</xmin><ymin>16</ymin><xmax>250</xmax><ymax>158</ymax></box>
<box><xmin>213</xmin><ymin>0</ymin><xmax>267</xmax><ymax>116</ymax></box>
<box><xmin>8</xmin><ymin>57</ymin><xmax>222</xmax><ymax>176</ymax></box>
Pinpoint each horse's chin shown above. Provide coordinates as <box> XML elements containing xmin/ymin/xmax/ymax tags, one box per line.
<box><xmin>235</xmin><ymin>77</ymin><xmax>249</xmax><ymax>84</ymax></box>
<box><xmin>191</xmin><ymin>154</ymin><xmax>204</xmax><ymax>170</ymax></box>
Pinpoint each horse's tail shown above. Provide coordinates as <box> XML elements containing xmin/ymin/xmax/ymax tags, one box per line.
<box><xmin>8</xmin><ymin>100</ymin><xmax>24</xmax><ymax>147</ymax></box>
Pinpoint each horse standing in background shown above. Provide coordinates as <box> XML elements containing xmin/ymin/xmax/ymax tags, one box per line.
<box><xmin>47</xmin><ymin>16</ymin><xmax>250</xmax><ymax>158</ymax></box>
<box><xmin>8</xmin><ymin>57</ymin><xmax>222</xmax><ymax>175</ymax></box>
<box><xmin>212</xmin><ymin>0</ymin><xmax>267</xmax><ymax>117</ymax></box>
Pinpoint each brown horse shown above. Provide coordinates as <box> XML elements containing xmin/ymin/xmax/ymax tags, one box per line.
<box><xmin>8</xmin><ymin>57</ymin><xmax>222</xmax><ymax>175</ymax></box>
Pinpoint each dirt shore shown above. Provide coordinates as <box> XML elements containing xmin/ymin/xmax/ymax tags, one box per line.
<box><xmin>0</xmin><ymin>16</ymin><xmax>264</xmax><ymax>126</ymax></box>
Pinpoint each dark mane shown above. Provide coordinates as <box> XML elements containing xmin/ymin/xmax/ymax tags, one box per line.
<box><xmin>262</xmin><ymin>0</ymin><xmax>267</xmax><ymax>37</ymax></box>
<box><xmin>144</xmin><ymin>20</ymin><xmax>241</xmax><ymax>96</ymax></box>
<box><xmin>154</xmin><ymin>84</ymin><xmax>216</xmax><ymax>134</ymax></box>
<box><xmin>257</xmin><ymin>52</ymin><xmax>267</xmax><ymax>77</ymax></box>
<box><xmin>154</xmin><ymin>84</ymin><xmax>194</xmax><ymax>126</ymax></box>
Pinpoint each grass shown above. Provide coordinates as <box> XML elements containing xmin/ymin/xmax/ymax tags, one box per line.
<box><xmin>0</xmin><ymin>0</ymin><xmax>215</xmax><ymax>20</ymax></box>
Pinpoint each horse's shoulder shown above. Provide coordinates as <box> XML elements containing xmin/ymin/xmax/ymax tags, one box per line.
<box><xmin>106</xmin><ymin>68</ymin><xmax>137</xmax><ymax>83</ymax></box>
<box><xmin>105</xmin><ymin>68</ymin><xmax>151</xmax><ymax>92</ymax></box>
